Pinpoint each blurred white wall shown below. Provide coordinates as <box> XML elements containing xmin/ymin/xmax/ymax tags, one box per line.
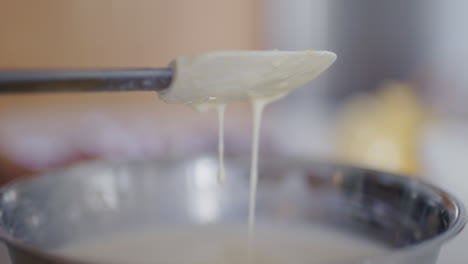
<box><xmin>425</xmin><ymin>0</ymin><xmax>468</xmax><ymax>117</ymax></box>
<box><xmin>260</xmin><ymin>0</ymin><xmax>336</xmax><ymax>160</ymax></box>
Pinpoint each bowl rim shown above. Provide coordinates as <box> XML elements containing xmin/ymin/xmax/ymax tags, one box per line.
<box><xmin>0</xmin><ymin>157</ymin><xmax>466</xmax><ymax>263</ymax></box>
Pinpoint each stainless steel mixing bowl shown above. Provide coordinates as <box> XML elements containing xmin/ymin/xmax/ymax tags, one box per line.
<box><xmin>0</xmin><ymin>156</ymin><xmax>465</xmax><ymax>263</ymax></box>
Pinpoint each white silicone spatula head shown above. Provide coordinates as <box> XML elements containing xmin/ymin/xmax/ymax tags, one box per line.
<box><xmin>159</xmin><ymin>50</ymin><xmax>337</xmax><ymax>107</ymax></box>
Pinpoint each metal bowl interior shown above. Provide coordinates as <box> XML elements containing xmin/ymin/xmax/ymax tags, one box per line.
<box><xmin>0</xmin><ymin>156</ymin><xmax>465</xmax><ymax>264</ymax></box>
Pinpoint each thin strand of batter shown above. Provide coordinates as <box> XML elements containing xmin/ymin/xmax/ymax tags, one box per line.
<box><xmin>217</xmin><ymin>104</ymin><xmax>227</xmax><ymax>184</ymax></box>
<box><xmin>247</xmin><ymin>99</ymin><xmax>265</xmax><ymax>263</ymax></box>
<box><xmin>248</xmin><ymin>93</ymin><xmax>286</xmax><ymax>263</ymax></box>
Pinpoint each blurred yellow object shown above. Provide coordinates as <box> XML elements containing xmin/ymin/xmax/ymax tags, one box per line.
<box><xmin>336</xmin><ymin>81</ymin><xmax>427</xmax><ymax>175</ymax></box>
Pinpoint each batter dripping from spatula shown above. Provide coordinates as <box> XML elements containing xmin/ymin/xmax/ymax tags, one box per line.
<box><xmin>159</xmin><ymin>50</ymin><xmax>337</xmax><ymax>262</ymax></box>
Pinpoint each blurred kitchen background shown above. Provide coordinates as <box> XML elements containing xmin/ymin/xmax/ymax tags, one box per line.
<box><xmin>0</xmin><ymin>0</ymin><xmax>467</xmax><ymax>263</ymax></box>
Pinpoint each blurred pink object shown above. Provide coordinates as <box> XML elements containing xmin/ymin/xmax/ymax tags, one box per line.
<box><xmin>0</xmin><ymin>94</ymin><xmax>252</xmax><ymax>171</ymax></box>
